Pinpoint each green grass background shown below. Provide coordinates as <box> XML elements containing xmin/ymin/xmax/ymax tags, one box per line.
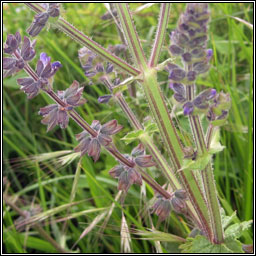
<box><xmin>3</xmin><ymin>3</ymin><xmax>253</xmax><ymax>253</ymax></box>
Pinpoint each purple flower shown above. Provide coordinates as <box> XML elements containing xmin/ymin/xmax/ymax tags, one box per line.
<box><xmin>36</xmin><ymin>52</ymin><xmax>62</xmax><ymax>79</ymax></box>
<box><xmin>27</xmin><ymin>12</ymin><xmax>50</xmax><ymax>37</ymax></box>
<box><xmin>109</xmin><ymin>163</ymin><xmax>142</xmax><ymax>192</ymax></box>
<box><xmin>206</xmin><ymin>49</ymin><xmax>213</xmax><ymax>61</ymax></box>
<box><xmin>174</xmin><ymin>189</ymin><xmax>188</xmax><ymax>200</ymax></box>
<box><xmin>187</xmin><ymin>70</ymin><xmax>197</xmax><ymax>81</ymax></box>
<box><xmin>74</xmin><ymin>119</ymin><xmax>123</xmax><ymax>162</ymax></box>
<box><xmin>3</xmin><ymin>33</ymin><xmax>36</xmax><ymax>78</ymax></box>
<box><xmin>183</xmin><ymin>101</ymin><xmax>194</xmax><ymax>115</ymax></box>
<box><xmin>98</xmin><ymin>95</ymin><xmax>112</xmax><ymax>104</ymax></box>
<box><xmin>171</xmin><ymin>197</ymin><xmax>187</xmax><ymax>213</ymax></box>
<box><xmin>135</xmin><ymin>155</ymin><xmax>156</xmax><ymax>168</ymax></box>
<box><xmin>169</xmin><ymin>82</ymin><xmax>185</xmax><ymax>96</ymax></box>
<box><xmin>152</xmin><ymin>197</ymin><xmax>172</xmax><ymax>221</ymax></box>
<box><xmin>4</xmin><ymin>32</ymin><xmax>21</xmax><ymax>54</ymax></box>
<box><xmin>17</xmin><ymin>77</ymin><xmax>41</xmax><ymax>99</ymax></box>
<box><xmin>131</xmin><ymin>144</ymin><xmax>144</xmax><ymax>157</ymax></box>
<box><xmin>169</xmin><ymin>44</ymin><xmax>184</xmax><ymax>55</ymax></box>
<box><xmin>169</xmin><ymin>68</ymin><xmax>186</xmax><ymax>81</ymax></box>
<box><xmin>182</xmin><ymin>52</ymin><xmax>192</xmax><ymax>62</ymax></box>
<box><xmin>47</xmin><ymin>3</ymin><xmax>60</xmax><ymax>17</ymax></box>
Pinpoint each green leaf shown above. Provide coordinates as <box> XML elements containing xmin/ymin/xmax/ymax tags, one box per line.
<box><xmin>181</xmin><ymin>153</ymin><xmax>211</xmax><ymax>172</ymax></box>
<box><xmin>225</xmin><ymin>237</ymin><xmax>244</xmax><ymax>253</ymax></box>
<box><xmin>225</xmin><ymin>220</ymin><xmax>253</xmax><ymax>239</ymax></box>
<box><xmin>179</xmin><ymin>235</ymin><xmax>244</xmax><ymax>253</ymax></box>
<box><xmin>220</xmin><ymin>208</ymin><xmax>237</xmax><ymax>229</ymax></box>
<box><xmin>121</xmin><ymin>130</ymin><xmax>144</xmax><ymax>144</ymax></box>
<box><xmin>208</xmin><ymin>129</ymin><xmax>225</xmax><ymax>154</ymax></box>
<box><xmin>144</xmin><ymin>121</ymin><xmax>159</xmax><ymax>135</ymax></box>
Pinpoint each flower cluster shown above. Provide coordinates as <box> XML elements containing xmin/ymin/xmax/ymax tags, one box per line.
<box><xmin>3</xmin><ymin>32</ymin><xmax>36</xmax><ymax>78</ymax></box>
<box><xmin>79</xmin><ymin>47</ymin><xmax>114</xmax><ymax>79</ymax></box>
<box><xmin>152</xmin><ymin>189</ymin><xmax>188</xmax><ymax>221</ymax></box>
<box><xmin>167</xmin><ymin>3</ymin><xmax>218</xmax><ymax>116</ymax></box>
<box><xmin>39</xmin><ymin>80</ymin><xmax>86</xmax><ymax>131</ymax></box>
<box><xmin>78</xmin><ymin>45</ymin><xmax>126</xmax><ymax>104</ymax></box>
<box><xmin>17</xmin><ymin>52</ymin><xmax>62</xmax><ymax>99</ymax></box>
<box><xmin>207</xmin><ymin>91</ymin><xmax>231</xmax><ymax>126</ymax></box>
<box><xmin>27</xmin><ymin>3</ymin><xmax>60</xmax><ymax>37</ymax></box>
<box><xmin>74</xmin><ymin>120</ymin><xmax>123</xmax><ymax>162</ymax></box>
<box><xmin>109</xmin><ymin>144</ymin><xmax>156</xmax><ymax>192</ymax></box>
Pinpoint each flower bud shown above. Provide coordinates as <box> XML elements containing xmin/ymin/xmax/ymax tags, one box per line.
<box><xmin>87</xmin><ymin>139</ymin><xmax>101</xmax><ymax>162</ymax></box>
<box><xmin>95</xmin><ymin>63</ymin><xmax>104</xmax><ymax>73</ymax></box>
<box><xmin>193</xmin><ymin>61</ymin><xmax>210</xmax><ymax>74</ymax></box>
<box><xmin>183</xmin><ymin>101</ymin><xmax>194</xmax><ymax>115</ymax></box>
<box><xmin>109</xmin><ymin>165</ymin><xmax>124</xmax><ymax>178</ymax></box>
<box><xmin>3</xmin><ymin>58</ymin><xmax>17</xmax><ymax>70</ymax></box>
<box><xmin>27</xmin><ymin>12</ymin><xmax>49</xmax><ymax>37</ymax></box>
<box><xmin>98</xmin><ymin>95</ymin><xmax>112</xmax><ymax>104</ymax></box>
<box><xmin>169</xmin><ymin>44</ymin><xmax>184</xmax><ymax>55</ymax></box>
<box><xmin>187</xmin><ymin>70</ymin><xmax>197</xmax><ymax>81</ymax></box>
<box><xmin>135</xmin><ymin>155</ymin><xmax>156</xmax><ymax>168</ymax></box>
<box><xmin>4</xmin><ymin>33</ymin><xmax>21</xmax><ymax>54</ymax></box>
<box><xmin>169</xmin><ymin>68</ymin><xmax>186</xmax><ymax>81</ymax></box>
<box><xmin>131</xmin><ymin>144</ymin><xmax>144</xmax><ymax>157</ymax></box>
<box><xmin>100</xmin><ymin>120</ymin><xmax>122</xmax><ymax>135</ymax></box>
<box><xmin>171</xmin><ymin>197</ymin><xmax>187</xmax><ymax>213</ymax></box>
<box><xmin>169</xmin><ymin>82</ymin><xmax>185</xmax><ymax>95</ymax></box>
<box><xmin>152</xmin><ymin>198</ymin><xmax>172</xmax><ymax>221</ymax></box>
<box><xmin>106</xmin><ymin>63</ymin><xmax>114</xmax><ymax>73</ymax></box>
<box><xmin>47</xmin><ymin>3</ymin><xmax>60</xmax><ymax>17</ymax></box>
<box><xmin>182</xmin><ymin>52</ymin><xmax>192</xmax><ymax>62</ymax></box>
<box><xmin>174</xmin><ymin>189</ymin><xmax>188</xmax><ymax>200</ymax></box>
<box><xmin>174</xmin><ymin>93</ymin><xmax>186</xmax><ymax>103</ymax></box>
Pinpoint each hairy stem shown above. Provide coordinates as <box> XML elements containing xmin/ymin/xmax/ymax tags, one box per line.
<box><xmin>149</xmin><ymin>3</ymin><xmax>171</xmax><ymax>67</ymax></box>
<box><xmin>114</xmin><ymin>3</ymin><xmax>147</xmax><ymax>69</ymax></box>
<box><xmin>186</xmin><ymin>82</ymin><xmax>224</xmax><ymax>243</ymax></box>
<box><xmin>109</xmin><ymin>3</ymin><xmax>137</xmax><ymax>98</ymax></box>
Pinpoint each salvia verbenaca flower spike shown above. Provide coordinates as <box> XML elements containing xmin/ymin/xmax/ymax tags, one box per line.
<box><xmin>169</xmin><ymin>3</ymin><xmax>229</xmax><ymax>243</ymax></box>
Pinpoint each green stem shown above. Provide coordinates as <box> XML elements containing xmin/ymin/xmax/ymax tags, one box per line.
<box><xmin>24</xmin><ymin>3</ymin><xmax>140</xmax><ymax>77</ymax></box>
<box><xmin>149</xmin><ymin>3</ymin><xmax>171</xmax><ymax>67</ymax></box>
<box><xmin>115</xmin><ymin>3</ymin><xmax>147</xmax><ymax>69</ymax></box>
<box><xmin>186</xmin><ymin>83</ymin><xmax>224</xmax><ymax>243</ymax></box>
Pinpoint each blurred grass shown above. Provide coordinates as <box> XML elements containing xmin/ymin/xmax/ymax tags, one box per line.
<box><xmin>3</xmin><ymin>3</ymin><xmax>253</xmax><ymax>253</ymax></box>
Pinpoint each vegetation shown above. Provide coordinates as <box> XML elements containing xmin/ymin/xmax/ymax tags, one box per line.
<box><xmin>3</xmin><ymin>3</ymin><xmax>253</xmax><ymax>253</ymax></box>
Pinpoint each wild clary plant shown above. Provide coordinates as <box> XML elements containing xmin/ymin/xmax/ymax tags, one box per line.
<box><xmin>3</xmin><ymin>3</ymin><xmax>252</xmax><ymax>253</ymax></box>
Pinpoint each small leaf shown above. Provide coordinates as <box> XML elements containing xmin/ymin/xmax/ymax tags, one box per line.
<box><xmin>181</xmin><ymin>153</ymin><xmax>211</xmax><ymax>172</ymax></box>
<box><xmin>121</xmin><ymin>130</ymin><xmax>144</xmax><ymax>144</ymax></box>
<box><xmin>144</xmin><ymin>122</ymin><xmax>159</xmax><ymax>135</ymax></box>
<box><xmin>224</xmin><ymin>220</ymin><xmax>253</xmax><ymax>239</ymax></box>
<box><xmin>220</xmin><ymin>209</ymin><xmax>237</xmax><ymax>229</ymax></box>
<box><xmin>208</xmin><ymin>128</ymin><xmax>225</xmax><ymax>154</ymax></box>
